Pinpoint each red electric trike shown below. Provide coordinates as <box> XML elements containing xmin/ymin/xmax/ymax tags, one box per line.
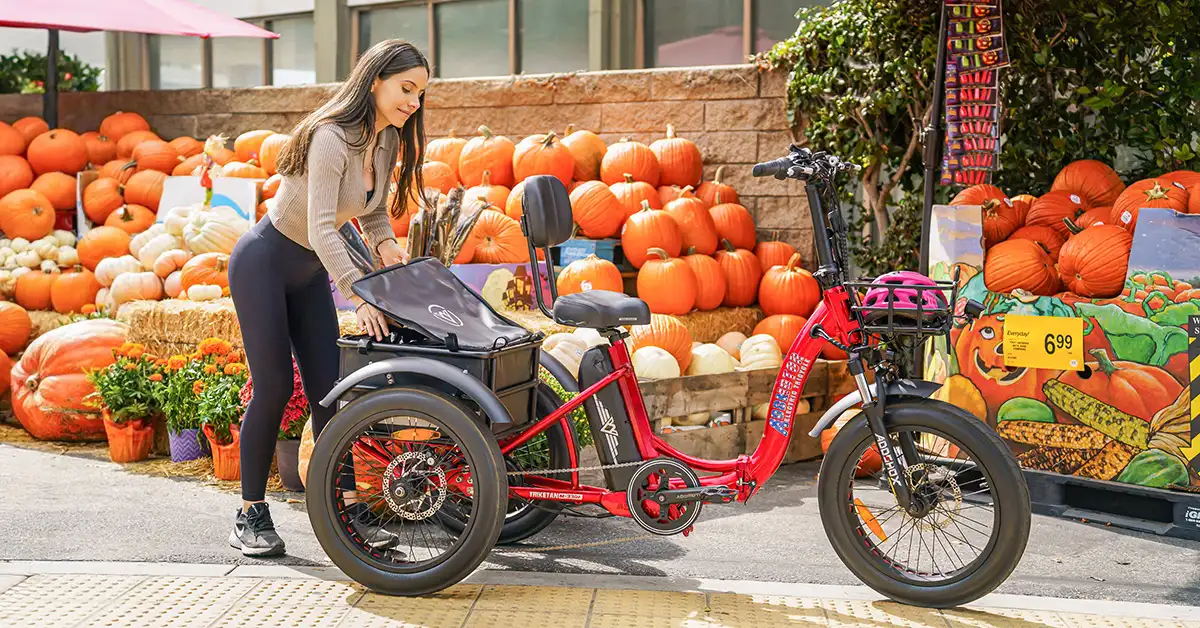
<box><xmin>306</xmin><ymin>146</ymin><xmax>1031</xmax><ymax>608</ymax></box>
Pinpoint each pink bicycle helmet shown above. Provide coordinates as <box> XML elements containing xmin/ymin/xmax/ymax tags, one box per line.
<box><xmin>860</xmin><ymin>271</ymin><xmax>947</xmax><ymax>314</ymax></box>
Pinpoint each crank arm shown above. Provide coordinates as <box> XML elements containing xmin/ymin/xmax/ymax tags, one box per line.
<box><xmin>653</xmin><ymin>485</ymin><xmax>738</xmax><ymax>506</ymax></box>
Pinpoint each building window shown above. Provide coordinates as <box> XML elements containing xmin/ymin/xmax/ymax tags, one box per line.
<box><xmin>517</xmin><ymin>0</ymin><xmax>589</xmax><ymax>74</ymax></box>
<box><xmin>149</xmin><ymin>35</ymin><xmax>203</xmax><ymax>89</ymax></box>
<box><xmin>358</xmin><ymin>5</ymin><xmax>430</xmax><ymax>59</ymax></box>
<box><xmin>753</xmin><ymin>1</ymin><xmax>812</xmax><ymax>53</ymax></box>
<box><xmin>270</xmin><ymin>15</ymin><xmax>316</xmax><ymax>85</ymax></box>
<box><xmin>213</xmin><ymin>37</ymin><xmax>265</xmax><ymax>88</ymax></box>
<box><xmin>645</xmin><ymin>0</ymin><xmax>744</xmax><ymax>68</ymax></box>
<box><xmin>436</xmin><ymin>0</ymin><xmax>509</xmax><ymax>78</ymax></box>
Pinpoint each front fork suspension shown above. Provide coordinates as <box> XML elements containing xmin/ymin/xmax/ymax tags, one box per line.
<box><xmin>846</xmin><ymin>359</ymin><xmax>924</xmax><ymax>515</ymax></box>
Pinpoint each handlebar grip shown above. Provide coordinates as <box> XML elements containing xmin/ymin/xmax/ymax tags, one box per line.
<box><xmin>752</xmin><ymin>156</ymin><xmax>791</xmax><ymax>178</ymax></box>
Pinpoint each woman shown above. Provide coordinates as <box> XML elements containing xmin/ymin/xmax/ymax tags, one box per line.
<box><xmin>227</xmin><ymin>39</ymin><xmax>430</xmax><ymax>557</ymax></box>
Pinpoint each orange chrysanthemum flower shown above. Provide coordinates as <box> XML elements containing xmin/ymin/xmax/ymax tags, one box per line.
<box><xmin>193</xmin><ymin>380</ymin><xmax>206</xmax><ymax>396</ymax></box>
<box><xmin>223</xmin><ymin>363</ymin><xmax>246</xmax><ymax>376</ymax></box>
<box><xmin>149</xmin><ymin>373</ymin><xmax>163</xmax><ymax>382</ymax></box>
<box><xmin>204</xmin><ymin>364</ymin><xmax>218</xmax><ymax>375</ymax></box>
<box><xmin>167</xmin><ymin>355</ymin><xmax>187</xmax><ymax>370</ymax></box>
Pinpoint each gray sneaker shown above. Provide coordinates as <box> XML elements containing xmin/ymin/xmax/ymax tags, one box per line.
<box><xmin>228</xmin><ymin>502</ymin><xmax>286</xmax><ymax>557</ymax></box>
<box><xmin>346</xmin><ymin>502</ymin><xmax>401</xmax><ymax>551</ymax></box>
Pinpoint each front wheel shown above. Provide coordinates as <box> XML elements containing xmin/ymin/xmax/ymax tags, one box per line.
<box><xmin>817</xmin><ymin>399</ymin><xmax>1030</xmax><ymax>608</ymax></box>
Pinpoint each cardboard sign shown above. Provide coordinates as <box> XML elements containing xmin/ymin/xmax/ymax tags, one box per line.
<box><xmin>154</xmin><ymin>176</ymin><xmax>261</xmax><ymax>224</ymax></box>
<box><xmin>1003</xmin><ymin>314</ymin><xmax>1084</xmax><ymax>371</ymax></box>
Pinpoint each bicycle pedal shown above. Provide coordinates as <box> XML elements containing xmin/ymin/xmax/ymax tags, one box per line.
<box><xmin>700</xmin><ymin>486</ymin><xmax>739</xmax><ymax>504</ymax></box>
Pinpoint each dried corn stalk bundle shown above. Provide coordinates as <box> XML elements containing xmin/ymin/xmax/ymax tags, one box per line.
<box><xmin>1075</xmin><ymin>440</ymin><xmax>1141</xmax><ymax>481</ymax></box>
<box><xmin>996</xmin><ymin>420</ymin><xmax>1108</xmax><ymax>450</ymax></box>
<box><xmin>1017</xmin><ymin>446</ymin><xmax>1102</xmax><ymax>475</ymax></box>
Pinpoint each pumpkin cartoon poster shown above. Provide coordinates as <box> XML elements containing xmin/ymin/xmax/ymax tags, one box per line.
<box><xmin>925</xmin><ymin>205</ymin><xmax>1200</xmax><ymax>491</ymax></box>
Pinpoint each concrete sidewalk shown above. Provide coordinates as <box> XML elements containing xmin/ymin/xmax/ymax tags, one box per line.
<box><xmin>0</xmin><ymin>561</ymin><xmax>1197</xmax><ymax>628</ymax></box>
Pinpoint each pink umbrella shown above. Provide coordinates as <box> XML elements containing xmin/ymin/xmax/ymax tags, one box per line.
<box><xmin>0</xmin><ymin>0</ymin><xmax>278</xmax><ymax>124</ymax></box>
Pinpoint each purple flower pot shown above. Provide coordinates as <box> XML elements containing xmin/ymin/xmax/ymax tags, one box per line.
<box><xmin>275</xmin><ymin>439</ymin><xmax>304</xmax><ymax>492</ymax></box>
<box><xmin>168</xmin><ymin>428</ymin><xmax>209</xmax><ymax>463</ymax></box>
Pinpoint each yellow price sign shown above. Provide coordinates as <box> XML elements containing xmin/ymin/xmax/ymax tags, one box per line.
<box><xmin>1003</xmin><ymin>314</ymin><xmax>1084</xmax><ymax>371</ymax></box>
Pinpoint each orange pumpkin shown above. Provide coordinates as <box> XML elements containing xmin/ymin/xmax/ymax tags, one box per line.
<box><xmin>649</xmin><ymin>124</ymin><xmax>702</xmax><ymax>188</ymax></box>
<box><xmin>12</xmin><ymin>117</ymin><xmax>49</xmax><ymax>145</ymax></box>
<box><xmin>658</xmin><ymin>184</ymin><xmax>688</xmax><ymax>208</ymax></box>
<box><xmin>1071</xmin><ymin>206</ymin><xmax>1111</xmax><ymax>230</ymax></box>
<box><xmin>0</xmin><ymin>121</ymin><xmax>26</xmax><ymax>156</ymax></box>
<box><xmin>556</xmin><ymin>254</ymin><xmax>623</xmax><ymax>295</ymax></box>
<box><xmin>82</xmin><ymin>177</ymin><xmax>126</xmax><ymax>224</ymax></box>
<box><xmin>1008</xmin><ymin>225</ymin><xmax>1066</xmax><ymax>261</ymax></box>
<box><xmin>256</xmin><ymin>133</ymin><xmax>290</xmax><ymax>175</ymax></box>
<box><xmin>1025</xmin><ymin>191</ymin><xmax>1089</xmax><ymax>238</ymax></box>
<box><xmin>513</xmin><ymin>131</ymin><xmax>574</xmax><ymax>186</ymax></box>
<box><xmin>709</xmin><ymin>195</ymin><xmax>756</xmax><ymax>250</ymax></box>
<box><xmin>983</xmin><ymin>239</ymin><xmax>1060</xmax><ymax>296</ymax></box>
<box><xmin>715</xmin><ymin>239</ymin><xmax>762</xmax><ymax>307</ymax></box>
<box><xmin>15</xmin><ymin>270</ymin><xmax>56</xmax><ymax>311</ymax></box>
<box><xmin>664</xmin><ymin>187</ymin><xmax>719</xmax><ymax>255</ymax></box>
<box><xmin>950</xmin><ymin>184</ymin><xmax>1007</xmax><ymax>207</ymax></box>
<box><xmin>1191</xmin><ymin>184</ymin><xmax>1200</xmax><ymax>216</ymax></box>
<box><xmin>99</xmin><ymin>111</ymin><xmax>150</xmax><ymax>142</ymax></box>
<box><xmin>427</xmin><ymin>131</ymin><xmax>468</xmax><ymax>180</ymax></box>
<box><xmin>173</xmin><ymin>153</ymin><xmax>205</xmax><ymax>176</ymax></box>
<box><xmin>26</xmin><ymin>129</ymin><xmax>89</xmax><ymax>175</ymax></box>
<box><xmin>262</xmin><ymin>173</ymin><xmax>282</xmax><ymax>200</ymax></box>
<box><xmin>458</xmin><ymin>126</ymin><xmax>515</xmax><ymax>188</ymax></box>
<box><xmin>0</xmin><ymin>155</ymin><xmax>34</xmax><ymax>199</ymax></box>
<box><xmin>99</xmin><ymin>159</ymin><xmax>133</xmax><ymax>181</ymax></box>
<box><xmin>168</xmin><ymin>136</ymin><xmax>205</xmax><ymax>158</ymax></box>
<box><xmin>1010</xmin><ymin>193</ymin><xmax>1034</xmax><ymax>224</ymax></box>
<box><xmin>471</xmin><ymin>210</ymin><xmax>528</xmax><ymax>263</ymax></box>
<box><xmin>601</xmin><ymin>138</ymin><xmax>660</xmax><ymax>187</ymax></box>
<box><xmin>682</xmin><ymin>247</ymin><xmax>726</xmax><ymax>311</ymax></box>
<box><xmin>630</xmin><ymin>313</ymin><xmax>693</xmax><ymax>372</ymax></box>
<box><xmin>116</xmin><ymin>130</ymin><xmax>160</xmax><ymax>159</ymax></box>
<box><xmin>464</xmin><ymin>170</ymin><xmax>509</xmax><ymax>210</ymax></box>
<box><xmin>754</xmin><ymin>314</ymin><xmax>808</xmax><ymax>353</ymax></box>
<box><xmin>0</xmin><ymin>350</ymin><xmax>10</xmax><ymax>394</ymax></box>
<box><xmin>1057</xmin><ymin>225</ymin><xmax>1132</xmax><ymax>298</ymax></box>
<box><xmin>1111</xmin><ymin>179</ymin><xmax>1188</xmax><ymax>232</ymax></box>
<box><xmin>220</xmin><ymin>161</ymin><xmax>268</xmax><ymax>179</ymax></box>
<box><xmin>122</xmin><ymin>169</ymin><xmax>166</xmax><ymax>211</ymax></box>
<box><xmin>419</xmin><ymin>159</ymin><xmax>458</xmax><ymax>193</ymax></box>
<box><xmin>180</xmin><ymin>253</ymin><xmax>230</xmax><ymax>291</ymax></box>
<box><xmin>50</xmin><ymin>266</ymin><xmax>103</xmax><ymax>314</ymax></box>
<box><xmin>11</xmin><ymin>318</ymin><xmax>128</xmax><ymax>442</ymax></box>
<box><xmin>754</xmin><ymin>240</ymin><xmax>797</xmax><ymax>272</ymax></box>
<box><xmin>637</xmin><ymin>248</ymin><xmax>698</xmax><ymax>315</ymax></box>
<box><xmin>81</xmin><ymin>131</ymin><xmax>118</xmax><ymax>166</ymax></box>
<box><xmin>0</xmin><ymin>301</ymin><xmax>31</xmax><ymax>355</ymax></box>
<box><xmin>208</xmin><ymin>141</ymin><xmax>236</xmax><ymax>166</ymax></box>
<box><xmin>981</xmin><ymin>198</ymin><xmax>1022</xmax><ymax>248</ymax></box>
<box><xmin>505</xmin><ymin>180</ymin><xmax>526</xmax><ymax>220</ymax></box>
<box><xmin>130</xmin><ymin>139</ymin><xmax>181</xmax><ymax>174</ymax></box>
<box><xmin>759</xmin><ymin>253</ymin><xmax>820</xmax><ymax>317</ymax></box>
<box><xmin>621</xmin><ymin>200</ymin><xmax>683</xmax><ymax>268</ymax></box>
<box><xmin>560</xmin><ymin>124</ymin><xmax>607</xmax><ymax>182</ymax></box>
<box><xmin>695</xmin><ymin>165</ymin><xmax>737</xmax><ymax>208</ymax></box>
<box><xmin>258</xmin><ymin>197</ymin><xmax>275</xmax><ymax>223</ymax></box>
<box><xmin>105</xmin><ymin>203</ymin><xmax>156</xmax><ymax>234</ymax></box>
<box><xmin>30</xmin><ymin>172</ymin><xmax>76</xmax><ymax>211</ymax></box>
<box><xmin>0</xmin><ymin>189</ymin><xmax>55</xmax><ymax>241</ymax></box>
<box><xmin>1058</xmin><ymin>349</ymin><xmax>1182</xmax><ymax>422</ymax></box>
<box><xmin>234</xmin><ymin>130</ymin><xmax>275</xmax><ymax>163</ymax></box>
<box><xmin>953</xmin><ymin>313</ymin><xmax>1062</xmax><ymax>422</ymax></box>
<box><xmin>1160</xmin><ymin>170</ymin><xmax>1200</xmax><ymax>189</ymax></box>
<box><xmin>610</xmin><ymin>173</ymin><xmax>662</xmax><ymax>219</ymax></box>
<box><xmin>77</xmin><ymin>226</ymin><xmax>132</xmax><ymax>271</ymax></box>
<box><xmin>1051</xmin><ymin>159</ymin><xmax>1125</xmax><ymax>207</ymax></box>
<box><xmin>569</xmin><ymin>180</ymin><xmax>625</xmax><ymax>239</ymax></box>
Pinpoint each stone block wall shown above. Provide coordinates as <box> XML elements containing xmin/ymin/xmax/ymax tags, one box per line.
<box><xmin>0</xmin><ymin>64</ymin><xmax>814</xmax><ymax>263</ymax></box>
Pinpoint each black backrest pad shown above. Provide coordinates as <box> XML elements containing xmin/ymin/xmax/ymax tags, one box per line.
<box><xmin>521</xmin><ymin>175</ymin><xmax>573</xmax><ymax>248</ymax></box>
<box><xmin>351</xmin><ymin>257</ymin><xmax>534</xmax><ymax>351</ymax></box>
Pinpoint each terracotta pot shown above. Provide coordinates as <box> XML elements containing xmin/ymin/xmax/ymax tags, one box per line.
<box><xmin>102</xmin><ymin>410</ymin><xmax>154</xmax><ymax>463</ymax></box>
<box><xmin>203</xmin><ymin>423</ymin><xmax>241</xmax><ymax>481</ymax></box>
<box><xmin>275</xmin><ymin>439</ymin><xmax>304</xmax><ymax>492</ymax></box>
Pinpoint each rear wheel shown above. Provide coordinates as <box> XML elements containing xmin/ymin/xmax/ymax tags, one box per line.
<box><xmin>817</xmin><ymin>399</ymin><xmax>1030</xmax><ymax>608</ymax></box>
<box><xmin>306</xmin><ymin>387</ymin><xmax>506</xmax><ymax>596</ymax></box>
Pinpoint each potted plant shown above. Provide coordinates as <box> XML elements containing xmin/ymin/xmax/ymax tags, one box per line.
<box><xmin>194</xmin><ymin>338</ymin><xmax>248</xmax><ymax>481</ymax></box>
<box><xmin>240</xmin><ymin>357</ymin><xmax>310</xmax><ymax>492</ymax></box>
<box><xmin>152</xmin><ymin>354</ymin><xmax>209</xmax><ymax>463</ymax></box>
<box><xmin>85</xmin><ymin>342</ymin><xmax>157</xmax><ymax>463</ymax></box>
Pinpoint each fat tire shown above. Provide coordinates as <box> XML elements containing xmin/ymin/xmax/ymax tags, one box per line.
<box><xmin>307</xmin><ymin>387</ymin><xmax>507</xmax><ymax>596</ymax></box>
<box><xmin>817</xmin><ymin>399</ymin><xmax>1031</xmax><ymax>608</ymax></box>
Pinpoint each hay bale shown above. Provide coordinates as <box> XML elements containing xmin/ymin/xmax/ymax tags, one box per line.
<box><xmin>28</xmin><ymin>310</ymin><xmax>76</xmax><ymax>341</ymax></box>
<box><xmin>675</xmin><ymin>307</ymin><xmax>764</xmax><ymax>343</ymax></box>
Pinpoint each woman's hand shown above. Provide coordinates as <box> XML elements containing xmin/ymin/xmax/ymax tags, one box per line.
<box><xmin>377</xmin><ymin>239</ymin><xmax>408</xmax><ymax>267</ymax></box>
<box><xmin>353</xmin><ymin>298</ymin><xmax>390</xmax><ymax>341</ymax></box>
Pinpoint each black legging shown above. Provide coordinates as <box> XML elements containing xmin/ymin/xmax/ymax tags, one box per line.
<box><xmin>229</xmin><ymin>216</ymin><xmax>350</xmax><ymax>502</ymax></box>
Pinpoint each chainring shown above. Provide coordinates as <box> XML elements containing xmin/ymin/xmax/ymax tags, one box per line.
<box><xmin>626</xmin><ymin>458</ymin><xmax>703</xmax><ymax>536</ymax></box>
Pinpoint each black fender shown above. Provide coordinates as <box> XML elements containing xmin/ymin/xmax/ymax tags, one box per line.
<box><xmin>319</xmin><ymin>356</ymin><xmax>514</xmax><ymax>433</ymax></box>
<box><xmin>538</xmin><ymin>351</ymin><xmax>579</xmax><ymax>393</ymax></box>
<box><xmin>806</xmin><ymin>379</ymin><xmax>942</xmax><ymax>438</ymax></box>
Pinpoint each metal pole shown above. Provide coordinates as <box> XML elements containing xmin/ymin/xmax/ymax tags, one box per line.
<box><xmin>917</xmin><ymin>4</ymin><xmax>949</xmax><ymax>277</ymax></box>
<box><xmin>45</xmin><ymin>29</ymin><xmax>59</xmax><ymax>128</ymax></box>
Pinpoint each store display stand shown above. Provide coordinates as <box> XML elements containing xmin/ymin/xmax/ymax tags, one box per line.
<box><xmin>1025</xmin><ymin>469</ymin><xmax>1200</xmax><ymax>541</ymax></box>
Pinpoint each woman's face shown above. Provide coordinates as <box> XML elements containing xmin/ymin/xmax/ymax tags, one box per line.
<box><xmin>373</xmin><ymin>66</ymin><xmax>429</xmax><ymax>129</ymax></box>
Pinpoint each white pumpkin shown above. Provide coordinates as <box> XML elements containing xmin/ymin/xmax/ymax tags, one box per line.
<box><xmin>546</xmin><ymin>342</ymin><xmax>585</xmax><ymax>378</ymax></box>
<box><xmin>164</xmin><ymin>270</ymin><xmax>184</xmax><ymax>298</ymax></box>
<box><xmin>163</xmin><ymin>204</ymin><xmax>194</xmax><ymax>236</ymax></box>
<box><xmin>739</xmin><ymin>334</ymin><xmax>782</xmax><ymax>370</ymax></box>
<box><xmin>0</xmin><ymin>247</ymin><xmax>15</xmax><ymax>260</ymax></box>
<box><xmin>137</xmin><ymin>233</ymin><xmax>183</xmax><ymax>270</ymax></box>
<box><xmin>15</xmin><ymin>250</ymin><xmax>40</xmax><ymax>268</ymax></box>
<box><xmin>572</xmin><ymin>327</ymin><xmax>609</xmax><ymax>348</ymax></box>
<box><xmin>674</xmin><ymin>411</ymin><xmax>712</xmax><ymax>426</ymax></box>
<box><xmin>56</xmin><ymin>246</ymin><xmax>79</xmax><ymax>267</ymax></box>
<box><xmin>632</xmin><ymin>346</ymin><xmax>680</xmax><ymax>380</ymax></box>
<box><xmin>153</xmin><ymin>248</ymin><xmax>193</xmax><ymax>278</ymax></box>
<box><xmin>52</xmin><ymin>229</ymin><xmax>77</xmax><ymax>248</ymax></box>
<box><xmin>716</xmin><ymin>331</ymin><xmax>747</xmax><ymax>359</ymax></box>
<box><xmin>31</xmin><ymin>237</ymin><xmax>57</xmax><ymax>260</ymax></box>
<box><xmin>9</xmin><ymin>238</ymin><xmax>30</xmax><ymax>253</ymax></box>
<box><xmin>10</xmin><ymin>266</ymin><xmax>30</xmax><ymax>280</ymax></box>
<box><xmin>686</xmin><ymin>343</ymin><xmax>738</xmax><ymax>376</ymax></box>
<box><xmin>95</xmin><ymin>255</ymin><xmax>143</xmax><ymax>287</ymax></box>
<box><xmin>183</xmin><ymin>205</ymin><xmax>249</xmax><ymax>254</ymax></box>
<box><xmin>0</xmin><ymin>238</ymin><xmax>9</xmax><ymax>249</ymax></box>
<box><xmin>110</xmin><ymin>271</ymin><xmax>164</xmax><ymax>306</ymax></box>
<box><xmin>186</xmin><ymin>284</ymin><xmax>223</xmax><ymax>301</ymax></box>
<box><xmin>95</xmin><ymin>287</ymin><xmax>110</xmax><ymax>309</ymax></box>
<box><xmin>39</xmin><ymin>260</ymin><xmax>59</xmax><ymax>274</ymax></box>
<box><xmin>0</xmin><ymin>269</ymin><xmax>14</xmax><ymax>296</ymax></box>
<box><xmin>544</xmin><ymin>332</ymin><xmax>587</xmax><ymax>354</ymax></box>
<box><xmin>129</xmin><ymin>223</ymin><xmax>168</xmax><ymax>257</ymax></box>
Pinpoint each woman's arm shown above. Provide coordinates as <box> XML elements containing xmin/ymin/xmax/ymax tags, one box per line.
<box><xmin>307</xmin><ymin>124</ymin><xmax>367</xmax><ymax>301</ymax></box>
<box><xmin>358</xmin><ymin>136</ymin><xmax>401</xmax><ymax>260</ymax></box>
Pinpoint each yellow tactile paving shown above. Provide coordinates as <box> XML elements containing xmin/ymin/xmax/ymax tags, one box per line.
<box><xmin>472</xmin><ymin>584</ymin><xmax>593</xmax><ymax>612</ymax></box>
<box><xmin>592</xmin><ymin>587</ymin><xmax>708</xmax><ymax>617</ymax></box>
<box><xmin>237</xmin><ymin>577</ymin><xmax>366</xmax><ymax>607</ymax></box>
<box><xmin>1058</xmin><ymin>615</ymin><xmax>1188</xmax><ymax>628</ymax></box>
<box><xmin>356</xmin><ymin>584</ymin><xmax>481</xmax><ymax>611</ymax></box>
<box><xmin>211</xmin><ymin>602</ymin><xmax>355</xmax><ymax>627</ymax></box>
<box><xmin>588</xmin><ymin>615</ymin><xmax>720</xmax><ymax>628</ymax></box>
<box><xmin>942</xmin><ymin>606</ymin><xmax>1071</xmax><ymax>628</ymax></box>
<box><xmin>337</xmin><ymin>605</ymin><xmax>472</xmax><ymax>628</ymax></box>
<box><xmin>462</xmin><ymin>609</ymin><xmax>589</xmax><ymax>628</ymax></box>
<box><xmin>81</xmin><ymin>574</ymin><xmax>261</xmax><ymax>627</ymax></box>
<box><xmin>821</xmin><ymin>599</ymin><xmax>951</xmax><ymax>628</ymax></box>
<box><xmin>708</xmin><ymin>592</ymin><xmax>828</xmax><ymax>627</ymax></box>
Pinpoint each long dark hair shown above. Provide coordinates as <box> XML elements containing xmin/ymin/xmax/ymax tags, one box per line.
<box><xmin>276</xmin><ymin>39</ymin><xmax>430</xmax><ymax>219</ymax></box>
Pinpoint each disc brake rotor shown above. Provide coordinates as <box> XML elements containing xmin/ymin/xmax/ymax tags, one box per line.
<box><xmin>905</xmin><ymin>462</ymin><xmax>962</xmax><ymax>531</ymax></box>
<box><xmin>382</xmin><ymin>450</ymin><xmax>447</xmax><ymax>520</ymax></box>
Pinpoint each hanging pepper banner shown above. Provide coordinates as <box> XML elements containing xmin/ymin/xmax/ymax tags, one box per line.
<box><xmin>941</xmin><ymin>0</ymin><xmax>1008</xmax><ymax>187</ymax></box>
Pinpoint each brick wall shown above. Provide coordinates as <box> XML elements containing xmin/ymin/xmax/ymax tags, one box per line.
<box><xmin>0</xmin><ymin>64</ymin><xmax>814</xmax><ymax>262</ymax></box>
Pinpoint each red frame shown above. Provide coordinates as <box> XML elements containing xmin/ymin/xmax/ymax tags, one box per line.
<box><xmin>348</xmin><ymin>287</ymin><xmax>863</xmax><ymax>521</ymax></box>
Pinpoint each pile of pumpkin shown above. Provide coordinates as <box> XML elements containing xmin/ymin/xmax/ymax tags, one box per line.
<box><xmin>968</xmin><ymin>160</ymin><xmax>1200</xmax><ymax>299</ymax></box>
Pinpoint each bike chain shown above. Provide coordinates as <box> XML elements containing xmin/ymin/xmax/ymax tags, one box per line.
<box><xmin>505</xmin><ymin>459</ymin><xmax>646</xmax><ymax>477</ymax></box>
